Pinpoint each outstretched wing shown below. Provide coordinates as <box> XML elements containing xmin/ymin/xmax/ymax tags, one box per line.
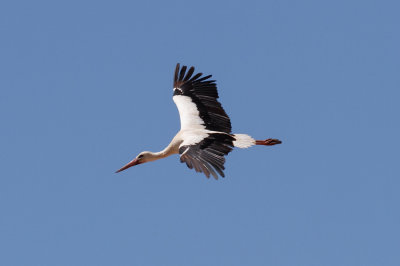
<box><xmin>172</xmin><ymin>63</ymin><xmax>232</xmax><ymax>133</ymax></box>
<box><xmin>179</xmin><ymin>133</ymin><xmax>235</xmax><ymax>179</ymax></box>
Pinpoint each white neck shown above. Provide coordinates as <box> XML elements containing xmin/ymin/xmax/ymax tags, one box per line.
<box><xmin>144</xmin><ymin>133</ymin><xmax>183</xmax><ymax>162</ymax></box>
<box><xmin>146</xmin><ymin>144</ymin><xmax>177</xmax><ymax>162</ymax></box>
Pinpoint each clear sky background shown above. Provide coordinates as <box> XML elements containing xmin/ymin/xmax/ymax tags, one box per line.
<box><xmin>1</xmin><ymin>0</ymin><xmax>399</xmax><ymax>265</ymax></box>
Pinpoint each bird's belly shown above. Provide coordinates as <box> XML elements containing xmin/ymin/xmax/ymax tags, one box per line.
<box><xmin>177</xmin><ymin>129</ymin><xmax>213</xmax><ymax>147</ymax></box>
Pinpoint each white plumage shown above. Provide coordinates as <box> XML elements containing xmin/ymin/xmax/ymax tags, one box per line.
<box><xmin>173</xmin><ymin>95</ymin><xmax>205</xmax><ymax>130</ymax></box>
<box><xmin>116</xmin><ymin>64</ymin><xmax>282</xmax><ymax>179</ymax></box>
<box><xmin>232</xmin><ymin>134</ymin><xmax>256</xmax><ymax>148</ymax></box>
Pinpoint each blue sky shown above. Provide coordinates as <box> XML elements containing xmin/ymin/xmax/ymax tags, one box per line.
<box><xmin>1</xmin><ymin>0</ymin><xmax>399</xmax><ymax>265</ymax></box>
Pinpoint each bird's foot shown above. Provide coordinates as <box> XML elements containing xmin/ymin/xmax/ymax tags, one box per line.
<box><xmin>255</xmin><ymin>138</ymin><xmax>282</xmax><ymax>146</ymax></box>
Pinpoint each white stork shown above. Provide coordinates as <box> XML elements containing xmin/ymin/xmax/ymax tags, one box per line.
<box><xmin>116</xmin><ymin>64</ymin><xmax>282</xmax><ymax>179</ymax></box>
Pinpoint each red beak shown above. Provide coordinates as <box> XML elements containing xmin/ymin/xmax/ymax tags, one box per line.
<box><xmin>115</xmin><ymin>158</ymin><xmax>140</xmax><ymax>173</ymax></box>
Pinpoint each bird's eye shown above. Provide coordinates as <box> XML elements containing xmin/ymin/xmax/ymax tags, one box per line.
<box><xmin>138</xmin><ymin>154</ymin><xmax>143</xmax><ymax>159</ymax></box>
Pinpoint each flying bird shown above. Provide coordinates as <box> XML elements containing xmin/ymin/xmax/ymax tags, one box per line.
<box><xmin>116</xmin><ymin>64</ymin><xmax>282</xmax><ymax>179</ymax></box>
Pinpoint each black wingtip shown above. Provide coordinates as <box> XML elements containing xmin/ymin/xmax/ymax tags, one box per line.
<box><xmin>174</xmin><ymin>63</ymin><xmax>180</xmax><ymax>83</ymax></box>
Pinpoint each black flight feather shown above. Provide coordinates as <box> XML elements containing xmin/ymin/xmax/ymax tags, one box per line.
<box><xmin>173</xmin><ymin>63</ymin><xmax>232</xmax><ymax>133</ymax></box>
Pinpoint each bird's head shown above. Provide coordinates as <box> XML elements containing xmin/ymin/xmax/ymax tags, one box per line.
<box><xmin>115</xmin><ymin>151</ymin><xmax>154</xmax><ymax>173</ymax></box>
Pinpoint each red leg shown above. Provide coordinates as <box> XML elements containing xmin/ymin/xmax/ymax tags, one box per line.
<box><xmin>255</xmin><ymin>138</ymin><xmax>282</xmax><ymax>146</ymax></box>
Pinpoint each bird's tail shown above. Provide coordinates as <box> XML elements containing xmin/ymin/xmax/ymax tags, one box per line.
<box><xmin>233</xmin><ymin>134</ymin><xmax>282</xmax><ymax>148</ymax></box>
<box><xmin>232</xmin><ymin>134</ymin><xmax>255</xmax><ymax>148</ymax></box>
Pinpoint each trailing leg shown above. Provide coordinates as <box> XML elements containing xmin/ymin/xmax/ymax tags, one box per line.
<box><xmin>255</xmin><ymin>138</ymin><xmax>282</xmax><ymax>146</ymax></box>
